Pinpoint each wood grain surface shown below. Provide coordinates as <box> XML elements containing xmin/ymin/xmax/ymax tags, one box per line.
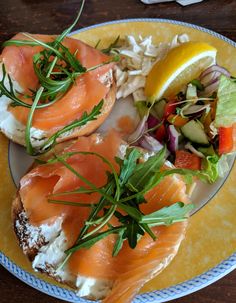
<box><xmin>0</xmin><ymin>0</ymin><xmax>236</xmax><ymax>302</ymax></box>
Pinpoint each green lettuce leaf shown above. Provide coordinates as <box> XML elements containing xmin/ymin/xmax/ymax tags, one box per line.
<box><xmin>215</xmin><ymin>75</ymin><xmax>236</xmax><ymax>127</ymax></box>
<box><xmin>217</xmin><ymin>154</ymin><xmax>230</xmax><ymax>178</ymax></box>
<box><xmin>135</xmin><ymin>101</ymin><xmax>150</xmax><ymax>118</ymax></box>
<box><xmin>202</xmin><ymin>155</ymin><xmax>219</xmax><ymax>183</ymax></box>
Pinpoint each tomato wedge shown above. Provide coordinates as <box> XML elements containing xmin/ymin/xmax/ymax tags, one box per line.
<box><xmin>219</xmin><ymin>126</ymin><xmax>234</xmax><ymax>155</ymax></box>
<box><xmin>164</xmin><ymin>98</ymin><xmax>177</xmax><ymax>118</ymax></box>
<box><xmin>175</xmin><ymin>150</ymin><xmax>201</xmax><ymax>170</ymax></box>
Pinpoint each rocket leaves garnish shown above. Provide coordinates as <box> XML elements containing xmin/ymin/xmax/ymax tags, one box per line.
<box><xmin>140</xmin><ymin>202</ymin><xmax>194</xmax><ymax>225</ymax></box>
<box><xmin>126</xmin><ymin>146</ymin><xmax>166</xmax><ymax>192</ymax></box>
<box><xmin>116</xmin><ymin>148</ymin><xmax>141</xmax><ymax>187</ymax></box>
<box><xmin>0</xmin><ymin>0</ymin><xmax>118</xmax><ymax>155</ymax></box>
<box><xmin>41</xmin><ymin>147</ymin><xmax>197</xmax><ymax>267</ymax></box>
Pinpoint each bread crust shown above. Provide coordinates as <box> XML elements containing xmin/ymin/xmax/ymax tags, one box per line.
<box><xmin>12</xmin><ymin>194</ymin><xmax>46</xmax><ymax>261</ymax></box>
<box><xmin>12</xmin><ymin>191</ymin><xmax>115</xmax><ymax>300</ymax></box>
<box><xmin>12</xmin><ymin>192</ymin><xmax>80</xmax><ymax>288</ymax></box>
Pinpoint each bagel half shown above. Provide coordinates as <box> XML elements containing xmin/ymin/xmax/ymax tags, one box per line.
<box><xmin>12</xmin><ymin>133</ymin><xmax>190</xmax><ymax>303</ymax></box>
<box><xmin>0</xmin><ymin>34</ymin><xmax>116</xmax><ymax>149</ymax></box>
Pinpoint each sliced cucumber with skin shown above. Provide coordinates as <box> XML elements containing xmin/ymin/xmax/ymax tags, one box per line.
<box><xmin>181</xmin><ymin>120</ymin><xmax>209</xmax><ymax>145</ymax></box>
<box><xmin>198</xmin><ymin>145</ymin><xmax>215</xmax><ymax>156</ymax></box>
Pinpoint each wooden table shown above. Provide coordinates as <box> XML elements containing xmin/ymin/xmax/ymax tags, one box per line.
<box><xmin>0</xmin><ymin>0</ymin><xmax>236</xmax><ymax>302</ymax></box>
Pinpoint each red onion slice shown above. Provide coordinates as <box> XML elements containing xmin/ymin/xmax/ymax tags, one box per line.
<box><xmin>200</xmin><ymin>64</ymin><xmax>230</xmax><ymax>80</ymax></box>
<box><xmin>202</xmin><ymin>79</ymin><xmax>220</xmax><ymax>97</ymax></box>
<box><xmin>167</xmin><ymin>125</ymin><xmax>180</xmax><ymax>153</ymax></box>
<box><xmin>147</xmin><ymin>114</ymin><xmax>160</xmax><ymax>129</ymax></box>
<box><xmin>200</xmin><ymin>65</ymin><xmax>230</xmax><ymax>95</ymax></box>
<box><xmin>185</xmin><ymin>142</ymin><xmax>205</xmax><ymax>158</ymax></box>
<box><xmin>127</xmin><ymin>115</ymin><xmax>148</xmax><ymax>143</ymax></box>
<box><xmin>200</xmin><ymin>71</ymin><xmax>222</xmax><ymax>86</ymax></box>
<box><xmin>182</xmin><ymin>104</ymin><xmax>210</xmax><ymax>115</ymax></box>
<box><xmin>139</xmin><ymin>135</ymin><xmax>163</xmax><ymax>152</ymax></box>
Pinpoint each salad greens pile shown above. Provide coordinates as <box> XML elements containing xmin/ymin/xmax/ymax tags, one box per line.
<box><xmin>129</xmin><ymin>66</ymin><xmax>235</xmax><ymax>185</ymax></box>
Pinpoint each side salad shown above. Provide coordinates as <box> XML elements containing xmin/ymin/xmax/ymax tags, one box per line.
<box><xmin>110</xmin><ymin>36</ymin><xmax>236</xmax><ymax>184</ymax></box>
<box><xmin>132</xmin><ymin>70</ymin><xmax>235</xmax><ymax>183</ymax></box>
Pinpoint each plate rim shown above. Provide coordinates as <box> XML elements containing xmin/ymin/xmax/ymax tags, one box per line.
<box><xmin>1</xmin><ymin>17</ymin><xmax>236</xmax><ymax>303</ymax></box>
<box><xmin>1</xmin><ymin>250</ymin><xmax>236</xmax><ymax>303</ymax></box>
<box><xmin>71</xmin><ymin>17</ymin><xmax>236</xmax><ymax>47</ymax></box>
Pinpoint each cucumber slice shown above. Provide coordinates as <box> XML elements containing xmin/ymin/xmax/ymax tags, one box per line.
<box><xmin>181</xmin><ymin>120</ymin><xmax>209</xmax><ymax>145</ymax></box>
<box><xmin>198</xmin><ymin>145</ymin><xmax>215</xmax><ymax>156</ymax></box>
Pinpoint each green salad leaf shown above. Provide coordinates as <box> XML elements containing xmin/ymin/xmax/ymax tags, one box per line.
<box><xmin>215</xmin><ymin>75</ymin><xmax>236</xmax><ymax>127</ymax></box>
<box><xmin>202</xmin><ymin>155</ymin><xmax>219</xmax><ymax>183</ymax></box>
<box><xmin>218</xmin><ymin>154</ymin><xmax>230</xmax><ymax>178</ymax></box>
<box><xmin>135</xmin><ymin>100</ymin><xmax>150</xmax><ymax>117</ymax></box>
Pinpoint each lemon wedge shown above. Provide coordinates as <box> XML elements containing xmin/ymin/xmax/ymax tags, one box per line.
<box><xmin>145</xmin><ymin>42</ymin><xmax>217</xmax><ymax>102</ymax></box>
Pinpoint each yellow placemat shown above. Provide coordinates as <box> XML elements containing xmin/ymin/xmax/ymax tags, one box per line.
<box><xmin>0</xmin><ymin>21</ymin><xmax>236</xmax><ymax>293</ymax></box>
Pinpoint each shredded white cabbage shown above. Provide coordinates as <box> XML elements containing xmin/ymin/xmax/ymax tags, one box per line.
<box><xmin>114</xmin><ymin>34</ymin><xmax>189</xmax><ymax>102</ymax></box>
<box><xmin>210</xmin><ymin>122</ymin><xmax>218</xmax><ymax>138</ymax></box>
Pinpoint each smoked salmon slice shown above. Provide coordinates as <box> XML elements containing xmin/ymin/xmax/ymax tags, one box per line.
<box><xmin>1</xmin><ymin>33</ymin><xmax>116</xmax><ymax>136</ymax></box>
<box><xmin>18</xmin><ymin>132</ymin><xmax>189</xmax><ymax>303</ymax></box>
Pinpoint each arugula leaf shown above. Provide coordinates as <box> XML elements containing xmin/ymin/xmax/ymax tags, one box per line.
<box><xmin>48</xmin><ymin>199</ymin><xmax>94</xmax><ymax>207</ymax></box>
<box><xmin>68</xmin><ymin>150</ymin><xmax>121</xmax><ymax>200</ymax></box>
<box><xmin>126</xmin><ymin>220</ymin><xmax>144</xmax><ymax>249</ymax></box>
<box><xmin>52</xmin><ymin>152</ymin><xmax>115</xmax><ymax>204</ymax></box>
<box><xmin>0</xmin><ymin>64</ymin><xmax>49</xmax><ymax>109</ymax></box>
<box><xmin>118</xmin><ymin>148</ymin><xmax>141</xmax><ymax>187</ymax></box>
<box><xmin>112</xmin><ymin>228</ymin><xmax>125</xmax><ymax>256</ymax></box>
<box><xmin>40</xmin><ymin>100</ymin><xmax>104</xmax><ymax>153</ymax></box>
<box><xmin>134</xmin><ymin>193</ymin><xmax>147</xmax><ymax>204</ymax></box>
<box><xmin>119</xmin><ymin>203</ymin><xmax>143</xmax><ymax>221</ymax></box>
<box><xmin>55</xmin><ymin>0</ymin><xmax>86</xmax><ymax>44</ymax></box>
<box><xmin>143</xmin><ymin>167</ymin><xmax>209</xmax><ymax>194</ymax></box>
<box><xmin>140</xmin><ymin>202</ymin><xmax>194</xmax><ymax>225</ymax></box>
<box><xmin>83</xmin><ymin>205</ymin><xmax>117</xmax><ymax>238</ymax></box>
<box><xmin>3</xmin><ymin>40</ymin><xmax>40</xmax><ymax>47</ymax></box>
<box><xmin>65</xmin><ymin>226</ymin><xmax>124</xmax><ymax>254</ymax></box>
<box><xmin>102</xmin><ymin>36</ymin><xmax>120</xmax><ymax>54</ymax></box>
<box><xmin>25</xmin><ymin>86</ymin><xmax>45</xmax><ymax>154</ymax></box>
<box><xmin>126</xmin><ymin>147</ymin><xmax>166</xmax><ymax>193</ymax></box>
<box><xmin>49</xmin><ymin>187</ymin><xmax>98</xmax><ymax>196</ymax></box>
<box><xmin>140</xmin><ymin>223</ymin><xmax>156</xmax><ymax>241</ymax></box>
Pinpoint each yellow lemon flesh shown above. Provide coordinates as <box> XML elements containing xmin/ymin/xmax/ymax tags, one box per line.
<box><xmin>145</xmin><ymin>42</ymin><xmax>217</xmax><ymax>102</ymax></box>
